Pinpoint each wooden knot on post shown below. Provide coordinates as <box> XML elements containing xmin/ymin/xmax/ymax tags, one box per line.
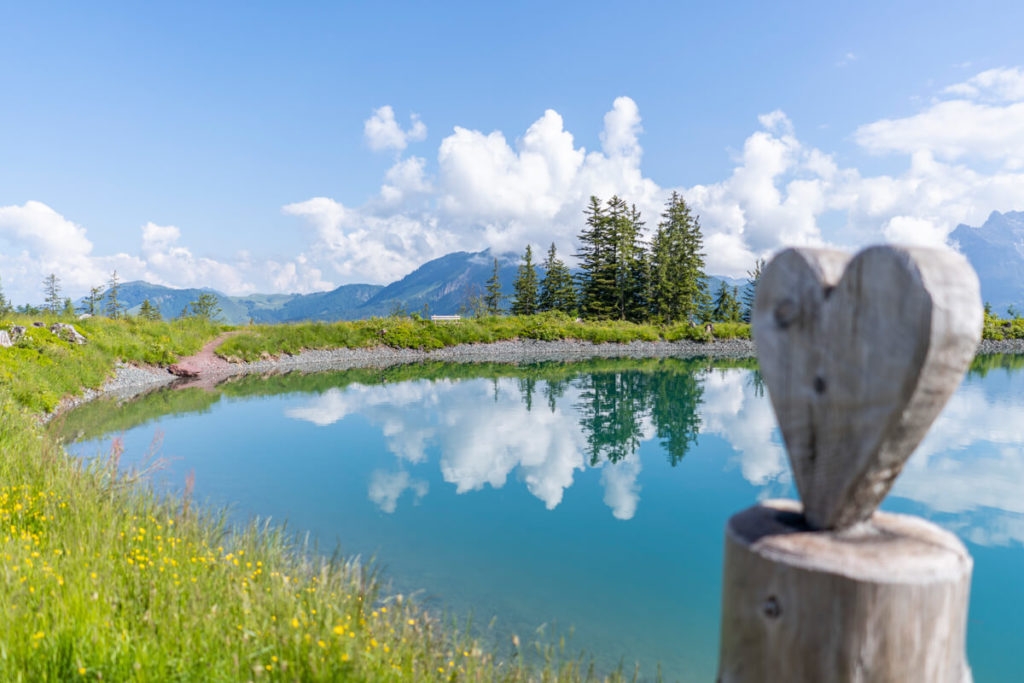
<box><xmin>718</xmin><ymin>245</ymin><xmax>982</xmax><ymax>683</ymax></box>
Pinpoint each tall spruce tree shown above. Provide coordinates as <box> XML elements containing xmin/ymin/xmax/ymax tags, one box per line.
<box><xmin>649</xmin><ymin>193</ymin><xmax>684</xmax><ymax>320</ymax></box>
<box><xmin>510</xmin><ymin>245</ymin><xmax>539</xmax><ymax>316</ymax></box>
<box><xmin>538</xmin><ymin>242</ymin><xmax>577</xmax><ymax>314</ymax></box>
<box><xmin>648</xmin><ymin>192</ymin><xmax>709</xmax><ymax>322</ymax></box>
<box><xmin>484</xmin><ymin>257</ymin><xmax>504</xmax><ymax>314</ymax></box>
<box><xmin>104</xmin><ymin>270</ymin><xmax>125</xmax><ymax>319</ymax></box>
<box><xmin>577</xmin><ymin>195</ymin><xmax>646</xmax><ymax>321</ymax></box>
<box><xmin>43</xmin><ymin>273</ymin><xmax>62</xmax><ymax>315</ymax></box>
<box><xmin>741</xmin><ymin>258</ymin><xmax>765</xmax><ymax>322</ymax></box>
<box><xmin>576</xmin><ymin>196</ymin><xmax>615</xmax><ymax>318</ymax></box>
<box><xmin>613</xmin><ymin>201</ymin><xmax>647</xmax><ymax>322</ymax></box>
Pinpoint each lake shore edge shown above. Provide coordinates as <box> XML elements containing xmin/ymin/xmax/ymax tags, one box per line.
<box><xmin>47</xmin><ymin>337</ymin><xmax>1024</xmax><ymax>421</ymax></box>
<box><xmin>46</xmin><ymin>338</ymin><xmax>754</xmax><ymax>419</ymax></box>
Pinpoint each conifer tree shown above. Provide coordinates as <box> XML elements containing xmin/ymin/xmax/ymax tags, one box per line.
<box><xmin>510</xmin><ymin>245</ymin><xmax>539</xmax><ymax>316</ymax></box>
<box><xmin>104</xmin><ymin>271</ymin><xmax>125</xmax><ymax>319</ymax></box>
<box><xmin>577</xmin><ymin>195</ymin><xmax>646</xmax><ymax>321</ymax></box>
<box><xmin>0</xmin><ymin>274</ymin><xmax>11</xmax><ymax>316</ymax></box>
<box><xmin>612</xmin><ymin>201</ymin><xmax>647</xmax><ymax>322</ymax></box>
<box><xmin>576</xmin><ymin>196</ymin><xmax>615</xmax><ymax>318</ymax></box>
<box><xmin>649</xmin><ymin>192</ymin><xmax>709</xmax><ymax>323</ymax></box>
<box><xmin>484</xmin><ymin>257</ymin><xmax>504</xmax><ymax>314</ymax></box>
<box><xmin>712</xmin><ymin>282</ymin><xmax>742</xmax><ymax>322</ymax></box>
<box><xmin>80</xmin><ymin>286</ymin><xmax>103</xmax><ymax>316</ymax></box>
<box><xmin>182</xmin><ymin>293</ymin><xmax>221</xmax><ymax>321</ymax></box>
<box><xmin>696</xmin><ymin>277</ymin><xmax>713</xmax><ymax>322</ymax></box>
<box><xmin>43</xmin><ymin>273</ymin><xmax>62</xmax><ymax>315</ymax></box>
<box><xmin>139</xmin><ymin>299</ymin><xmax>162</xmax><ymax>321</ymax></box>
<box><xmin>538</xmin><ymin>242</ymin><xmax>577</xmax><ymax>314</ymax></box>
<box><xmin>742</xmin><ymin>258</ymin><xmax>765</xmax><ymax>322</ymax></box>
<box><xmin>61</xmin><ymin>297</ymin><xmax>75</xmax><ymax>318</ymax></box>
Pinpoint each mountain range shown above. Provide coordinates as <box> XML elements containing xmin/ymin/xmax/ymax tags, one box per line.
<box><xmin>949</xmin><ymin>210</ymin><xmax>1024</xmax><ymax>315</ymax></box>
<box><xmin>88</xmin><ymin>251</ymin><xmax>520</xmax><ymax>324</ymax></box>
<box><xmin>84</xmin><ymin>204</ymin><xmax>1024</xmax><ymax>325</ymax></box>
<box><xmin>85</xmin><ymin>250</ymin><xmax>746</xmax><ymax>324</ymax></box>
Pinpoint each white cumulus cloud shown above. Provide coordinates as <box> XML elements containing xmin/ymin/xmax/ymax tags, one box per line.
<box><xmin>8</xmin><ymin>67</ymin><xmax>1024</xmax><ymax>298</ymax></box>
<box><xmin>139</xmin><ymin>222</ymin><xmax>254</xmax><ymax>294</ymax></box>
<box><xmin>364</xmin><ymin>105</ymin><xmax>427</xmax><ymax>152</ymax></box>
<box><xmin>943</xmin><ymin>66</ymin><xmax>1024</xmax><ymax>103</ymax></box>
<box><xmin>282</xmin><ymin>197</ymin><xmax>459</xmax><ymax>284</ymax></box>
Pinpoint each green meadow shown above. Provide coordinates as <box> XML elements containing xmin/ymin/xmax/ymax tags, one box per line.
<box><xmin>1</xmin><ymin>312</ymin><xmax>752</xmax><ymax>681</ymax></box>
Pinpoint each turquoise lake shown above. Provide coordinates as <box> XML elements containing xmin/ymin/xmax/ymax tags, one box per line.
<box><xmin>56</xmin><ymin>357</ymin><xmax>1024</xmax><ymax>681</ymax></box>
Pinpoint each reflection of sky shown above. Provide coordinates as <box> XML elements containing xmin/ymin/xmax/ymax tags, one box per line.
<box><xmin>891</xmin><ymin>373</ymin><xmax>1024</xmax><ymax>546</ymax></box>
<box><xmin>698</xmin><ymin>370</ymin><xmax>789</xmax><ymax>489</ymax></box>
<box><xmin>287</xmin><ymin>368</ymin><xmax>1024</xmax><ymax>545</ymax></box>
<box><xmin>286</xmin><ymin>378</ymin><xmax>646</xmax><ymax>518</ymax></box>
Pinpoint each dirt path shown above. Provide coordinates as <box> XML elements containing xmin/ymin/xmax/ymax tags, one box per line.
<box><xmin>168</xmin><ymin>331</ymin><xmax>243</xmax><ymax>379</ymax></box>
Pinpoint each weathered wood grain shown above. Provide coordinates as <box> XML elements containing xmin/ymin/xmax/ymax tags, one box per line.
<box><xmin>718</xmin><ymin>499</ymin><xmax>973</xmax><ymax>683</ymax></box>
<box><xmin>752</xmin><ymin>246</ymin><xmax>982</xmax><ymax>530</ymax></box>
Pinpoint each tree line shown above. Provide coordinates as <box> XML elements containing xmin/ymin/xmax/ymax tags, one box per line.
<box><xmin>483</xmin><ymin>193</ymin><xmax>764</xmax><ymax>324</ymax></box>
<box><xmin>0</xmin><ymin>270</ymin><xmax>221</xmax><ymax>322</ymax></box>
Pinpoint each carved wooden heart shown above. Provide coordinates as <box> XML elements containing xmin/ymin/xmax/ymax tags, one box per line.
<box><xmin>752</xmin><ymin>246</ymin><xmax>982</xmax><ymax>530</ymax></box>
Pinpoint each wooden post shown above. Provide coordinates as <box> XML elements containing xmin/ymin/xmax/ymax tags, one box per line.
<box><xmin>719</xmin><ymin>500</ymin><xmax>972</xmax><ymax>682</ymax></box>
<box><xmin>718</xmin><ymin>245</ymin><xmax>982</xmax><ymax>682</ymax></box>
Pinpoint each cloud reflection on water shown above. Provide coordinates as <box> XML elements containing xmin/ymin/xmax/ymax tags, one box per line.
<box><xmin>368</xmin><ymin>470</ymin><xmax>429</xmax><ymax>513</ymax></box>
<box><xmin>284</xmin><ymin>365</ymin><xmax>1024</xmax><ymax>544</ymax></box>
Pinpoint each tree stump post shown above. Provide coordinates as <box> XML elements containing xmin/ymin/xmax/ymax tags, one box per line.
<box><xmin>718</xmin><ymin>245</ymin><xmax>982</xmax><ymax>682</ymax></box>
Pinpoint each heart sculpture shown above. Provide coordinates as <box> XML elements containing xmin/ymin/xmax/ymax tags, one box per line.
<box><xmin>753</xmin><ymin>246</ymin><xmax>982</xmax><ymax>530</ymax></box>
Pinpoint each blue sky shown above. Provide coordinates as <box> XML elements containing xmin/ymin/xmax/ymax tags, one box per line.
<box><xmin>2</xmin><ymin>1</ymin><xmax>1024</xmax><ymax>302</ymax></box>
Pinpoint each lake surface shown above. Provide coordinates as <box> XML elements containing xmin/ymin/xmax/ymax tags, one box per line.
<box><xmin>56</xmin><ymin>356</ymin><xmax>1024</xmax><ymax>681</ymax></box>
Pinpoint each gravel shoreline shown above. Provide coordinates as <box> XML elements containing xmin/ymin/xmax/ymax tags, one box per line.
<box><xmin>44</xmin><ymin>336</ymin><xmax>1024</xmax><ymax>422</ymax></box>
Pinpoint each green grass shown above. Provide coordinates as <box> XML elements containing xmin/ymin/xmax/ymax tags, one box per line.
<box><xmin>982</xmin><ymin>311</ymin><xmax>1024</xmax><ymax>340</ymax></box>
<box><xmin>217</xmin><ymin>312</ymin><xmax>752</xmax><ymax>362</ymax></box>
<box><xmin>1</xmin><ymin>315</ymin><xmax>664</xmax><ymax>681</ymax></box>
<box><xmin>0</xmin><ymin>314</ymin><xmax>225</xmax><ymax>413</ymax></box>
<box><xmin>0</xmin><ymin>398</ymin><xmax>512</xmax><ymax>681</ymax></box>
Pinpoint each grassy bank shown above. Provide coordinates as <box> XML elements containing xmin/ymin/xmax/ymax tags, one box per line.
<box><xmin>0</xmin><ymin>396</ymin><xmax>515</xmax><ymax>681</ymax></box>
<box><xmin>0</xmin><ymin>314</ymin><xmax>225</xmax><ymax>413</ymax></box>
<box><xmin>1</xmin><ymin>314</ymin><xmax>659</xmax><ymax>681</ymax></box>
<box><xmin>216</xmin><ymin>312</ymin><xmax>751</xmax><ymax>362</ymax></box>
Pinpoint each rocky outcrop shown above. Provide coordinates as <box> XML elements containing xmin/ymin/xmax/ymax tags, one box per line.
<box><xmin>167</xmin><ymin>364</ymin><xmax>200</xmax><ymax>378</ymax></box>
<box><xmin>50</xmin><ymin>323</ymin><xmax>88</xmax><ymax>345</ymax></box>
<box><xmin>0</xmin><ymin>330</ymin><xmax>11</xmax><ymax>348</ymax></box>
